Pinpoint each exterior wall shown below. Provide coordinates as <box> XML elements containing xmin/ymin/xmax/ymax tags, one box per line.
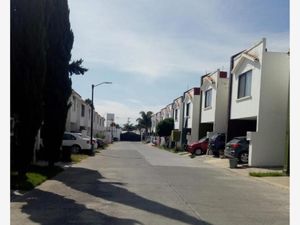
<box><xmin>65</xmin><ymin>89</ymin><xmax>105</xmax><ymax>136</ymax></box>
<box><xmin>248</xmin><ymin>51</ymin><xmax>289</xmax><ymax>166</ymax></box>
<box><xmin>201</xmin><ymin>72</ymin><xmax>217</xmax><ymax>123</ymax></box>
<box><xmin>182</xmin><ymin>88</ymin><xmax>201</xmax><ymax>143</ymax></box>
<box><xmin>173</xmin><ymin>97</ymin><xmax>183</xmax><ymax>130</ymax></box>
<box><xmin>214</xmin><ymin>73</ymin><xmax>229</xmax><ymax>133</ymax></box>
<box><xmin>229</xmin><ymin>39</ymin><xmax>289</xmax><ymax>166</ymax></box>
<box><xmin>166</xmin><ymin>104</ymin><xmax>173</xmax><ymax>119</ymax></box>
<box><xmin>230</xmin><ymin>40</ymin><xmax>264</xmax><ymax>120</ymax></box>
<box><xmin>191</xmin><ymin>94</ymin><xmax>200</xmax><ymax>142</ymax></box>
<box><xmin>200</xmin><ymin>70</ymin><xmax>229</xmax><ymax>138</ymax></box>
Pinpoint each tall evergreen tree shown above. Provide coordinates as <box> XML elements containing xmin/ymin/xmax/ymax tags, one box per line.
<box><xmin>11</xmin><ymin>0</ymin><xmax>47</xmax><ymax>175</ymax></box>
<box><xmin>42</xmin><ymin>0</ymin><xmax>74</xmax><ymax>166</ymax></box>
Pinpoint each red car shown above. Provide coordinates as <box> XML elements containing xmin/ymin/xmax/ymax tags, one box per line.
<box><xmin>187</xmin><ymin>137</ymin><xmax>209</xmax><ymax>155</ymax></box>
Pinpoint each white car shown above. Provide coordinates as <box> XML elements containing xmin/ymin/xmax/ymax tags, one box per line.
<box><xmin>62</xmin><ymin>132</ymin><xmax>91</xmax><ymax>153</ymax></box>
<box><xmin>72</xmin><ymin>133</ymin><xmax>98</xmax><ymax>149</ymax></box>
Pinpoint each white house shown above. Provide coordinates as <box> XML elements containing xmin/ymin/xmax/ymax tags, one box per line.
<box><xmin>160</xmin><ymin>103</ymin><xmax>173</xmax><ymax>121</ymax></box>
<box><xmin>228</xmin><ymin>38</ymin><xmax>289</xmax><ymax>166</ymax></box>
<box><xmin>65</xmin><ymin>89</ymin><xmax>105</xmax><ymax>137</ymax></box>
<box><xmin>173</xmin><ymin>96</ymin><xmax>183</xmax><ymax>131</ymax></box>
<box><xmin>200</xmin><ymin>70</ymin><xmax>229</xmax><ymax>138</ymax></box>
<box><xmin>182</xmin><ymin>87</ymin><xmax>201</xmax><ymax>143</ymax></box>
<box><xmin>151</xmin><ymin>111</ymin><xmax>163</xmax><ymax>134</ymax></box>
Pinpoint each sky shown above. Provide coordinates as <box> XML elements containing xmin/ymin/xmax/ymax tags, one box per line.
<box><xmin>68</xmin><ymin>0</ymin><xmax>289</xmax><ymax>126</ymax></box>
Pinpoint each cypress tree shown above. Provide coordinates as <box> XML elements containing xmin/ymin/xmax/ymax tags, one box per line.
<box><xmin>11</xmin><ymin>0</ymin><xmax>47</xmax><ymax>175</ymax></box>
<box><xmin>42</xmin><ymin>0</ymin><xmax>74</xmax><ymax>166</ymax></box>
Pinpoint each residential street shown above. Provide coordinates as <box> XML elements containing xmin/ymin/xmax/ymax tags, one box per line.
<box><xmin>11</xmin><ymin>142</ymin><xmax>289</xmax><ymax>225</ymax></box>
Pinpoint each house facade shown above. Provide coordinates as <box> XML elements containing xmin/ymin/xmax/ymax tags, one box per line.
<box><xmin>173</xmin><ymin>96</ymin><xmax>183</xmax><ymax>131</ymax></box>
<box><xmin>181</xmin><ymin>88</ymin><xmax>201</xmax><ymax>144</ymax></box>
<box><xmin>200</xmin><ymin>70</ymin><xmax>229</xmax><ymax>138</ymax></box>
<box><xmin>228</xmin><ymin>38</ymin><xmax>289</xmax><ymax>166</ymax></box>
<box><xmin>65</xmin><ymin>89</ymin><xmax>105</xmax><ymax>137</ymax></box>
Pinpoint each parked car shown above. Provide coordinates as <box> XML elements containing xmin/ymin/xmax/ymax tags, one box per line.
<box><xmin>187</xmin><ymin>136</ymin><xmax>209</xmax><ymax>155</ymax></box>
<box><xmin>71</xmin><ymin>132</ymin><xmax>98</xmax><ymax>149</ymax></box>
<box><xmin>208</xmin><ymin>133</ymin><xmax>225</xmax><ymax>157</ymax></box>
<box><xmin>113</xmin><ymin>137</ymin><xmax>119</xmax><ymax>142</ymax></box>
<box><xmin>62</xmin><ymin>132</ymin><xmax>91</xmax><ymax>153</ymax></box>
<box><xmin>225</xmin><ymin>136</ymin><xmax>249</xmax><ymax>164</ymax></box>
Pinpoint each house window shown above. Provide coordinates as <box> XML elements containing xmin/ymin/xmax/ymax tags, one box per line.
<box><xmin>186</xmin><ymin>103</ymin><xmax>190</xmax><ymax>116</ymax></box>
<box><xmin>89</xmin><ymin>109</ymin><xmax>91</xmax><ymax>119</ymax></box>
<box><xmin>72</xmin><ymin>96</ymin><xmax>76</xmax><ymax>111</ymax></box>
<box><xmin>205</xmin><ymin>89</ymin><xmax>212</xmax><ymax>108</ymax></box>
<box><xmin>81</xmin><ymin>104</ymin><xmax>85</xmax><ymax>117</ymax></box>
<box><xmin>174</xmin><ymin>109</ymin><xmax>178</xmax><ymax>121</ymax></box>
<box><xmin>238</xmin><ymin>70</ymin><xmax>252</xmax><ymax>99</ymax></box>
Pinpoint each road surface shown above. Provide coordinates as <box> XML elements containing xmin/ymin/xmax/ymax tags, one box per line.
<box><xmin>11</xmin><ymin>142</ymin><xmax>289</xmax><ymax>225</ymax></box>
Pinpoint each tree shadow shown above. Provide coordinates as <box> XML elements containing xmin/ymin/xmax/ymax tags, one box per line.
<box><xmin>12</xmin><ymin>189</ymin><xmax>143</xmax><ymax>225</ymax></box>
<box><xmin>52</xmin><ymin>167</ymin><xmax>213</xmax><ymax>225</ymax></box>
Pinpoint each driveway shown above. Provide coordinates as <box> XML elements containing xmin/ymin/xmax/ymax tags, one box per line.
<box><xmin>11</xmin><ymin>142</ymin><xmax>289</xmax><ymax>225</ymax></box>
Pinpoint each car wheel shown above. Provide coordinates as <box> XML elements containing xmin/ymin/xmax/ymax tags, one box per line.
<box><xmin>194</xmin><ymin>149</ymin><xmax>202</xmax><ymax>155</ymax></box>
<box><xmin>71</xmin><ymin>145</ymin><xmax>81</xmax><ymax>154</ymax></box>
<box><xmin>239</xmin><ymin>152</ymin><xmax>248</xmax><ymax>164</ymax></box>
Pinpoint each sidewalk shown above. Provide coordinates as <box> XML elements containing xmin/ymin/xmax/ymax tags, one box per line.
<box><xmin>193</xmin><ymin>154</ymin><xmax>289</xmax><ymax>190</ymax></box>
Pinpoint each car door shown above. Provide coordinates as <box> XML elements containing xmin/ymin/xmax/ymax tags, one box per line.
<box><xmin>62</xmin><ymin>133</ymin><xmax>77</xmax><ymax>147</ymax></box>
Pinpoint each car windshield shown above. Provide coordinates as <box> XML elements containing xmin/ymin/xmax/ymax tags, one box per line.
<box><xmin>210</xmin><ymin>134</ymin><xmax>219</xmax><ymax>140</ymax></box>
<box><xmin>228</xmin><ymin>139</ymin><xmax>240</xmax><ymax>144</ymax></box>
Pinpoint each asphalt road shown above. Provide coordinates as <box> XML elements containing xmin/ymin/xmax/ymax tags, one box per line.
<box><xmin>11</xmin><ymin>142</ymin><xmax>289</xmax><ymax>225</ymax></box>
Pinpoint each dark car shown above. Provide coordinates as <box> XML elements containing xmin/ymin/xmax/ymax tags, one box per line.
<box><xmin>225</xmin><ymin>136</ymin><xmax>249</xmax><ymax>164</ymax></box>
<box><xmin>96</xmin><ymin>138</ymin><xmax>105</xmax><ymax>149</ymax></box>
<box><xmin>208</xmin><ymin>133</ymin><xmax>225</xmax><ymax>157</ymax></box>
<box><xmin>187</xmin><ymin>137</ymin><xmax>209</xmax><ymax>155</ymax></box>
<box><xmin>113</xmin><ymin>137</ymin><xmax>119</xmax><ymax>141</ymax></box>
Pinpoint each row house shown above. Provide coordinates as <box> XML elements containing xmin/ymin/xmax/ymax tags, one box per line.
<box><xmin>181</xmin><ymin>88</ymin><xmax>201</xmax><ymax>144</ymax></box>
<box><xmin>151</xmin><ymin>38</ymin><xmax>289</xmax><ymax>167</ymax></box>
<box><xmin>173</xmin><ymin>96</ymin><xmax>183</xmax><ymax>131</ymax></box>
<box><xmin>164</xmin><ymin>103</ymin><xmax>173</xmax><ymax>119</ymax></box>
<box><xmin>65</xmin><ymin>89</ymin><xmax>105</xmax><ymax>137</ymax></box>
<box><xmin>199</xmin><ymin>70</ymin><xmax>229</xmax><ymax>138</ymax></box>
<box><xmin>151</xmin><ymin>111</ymin><xmax>162</xmax><ymax>134</ymax></box>
<box><xmin>227</xmin><ymin>38</ymin><xmax>289</xmax><ymax>166</ymax></box>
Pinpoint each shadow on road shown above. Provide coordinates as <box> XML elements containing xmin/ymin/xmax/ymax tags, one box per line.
<box><xmin>12</xmin><ymin>189</ymin><xmax>143</xmax><ymax>225</ymax></box>
<box><xmin>52</xmin><ymin>167</ymin><xmax>213</xmax><ymax>225</ymax></box>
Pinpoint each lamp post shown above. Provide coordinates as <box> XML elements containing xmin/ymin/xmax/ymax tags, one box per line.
<box><xmin>90</xmin><ymin>81</ymin><xmax>112</xmax><ymax>156</ymax></box>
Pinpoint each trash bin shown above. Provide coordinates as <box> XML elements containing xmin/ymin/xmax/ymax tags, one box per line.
<box><xmin>229</xmin><ymin>158</ymin><xmax>238</xmax><ymax>168</ymax></box>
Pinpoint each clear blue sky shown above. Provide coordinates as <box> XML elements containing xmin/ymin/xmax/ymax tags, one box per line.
<box><xmin>68</xmin><ymin>0</ymin><xmax>289</xmax><ymax>126</ymax></box>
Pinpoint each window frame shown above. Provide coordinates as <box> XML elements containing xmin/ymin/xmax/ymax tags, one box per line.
<box><xmin>204</xmin><ymin>89</ymin><xmax>212</xmax><ymax>108</ymax></box>
<box><xmin>237</xmin><ymin>70</ymin><xmax>252</xmax><ymax>99</ymax></box>
<box><xmin>81</xmin><ymin>104</ymin><xmax>85</xmax><ymax>117</ymax></box>
<box><xmin>186</xmin><ymin>103</ymin><xmax>190</xmax><ymax>116</ymax></box>
<box><xmin>174</xmin><ymin>109</ymin><xmax>178</xmax><ymax>121</ymax></box>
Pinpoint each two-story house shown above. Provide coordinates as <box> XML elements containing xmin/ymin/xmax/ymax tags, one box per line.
<box><xmin>200</xmin><ymin>70</ymin><xmax>229</xmax><ymax>138</ymax></box>
<box><xmin>181</xmin><ymin>87</ymin><xmax>201</xmax><ymax>144</ymax></box>
<box><xmin>227</xmin><ymin>38</ymin><xmax>289</xmax><ymax>166</ymax></box>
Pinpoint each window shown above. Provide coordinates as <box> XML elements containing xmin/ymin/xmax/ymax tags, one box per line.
<box><xmin>205</xmin><ymin>89</ymin><xmax>212</xmax><ymax>108</ymax></box>
<box><xmin>81</xmin><ymin>104</ymin><xmax>85</xmax><ymax>117</ymax></box>
<box><xmin>72</xmin><ymin>96</ymin><xmax>76</xmax><ymax>111</ymax></box>
<box><xmin>186</xmin><ymin>103</ymin><xmax>190</xmax><ymax>116</ymax></box>
<box><xmin>89</xmin><ymin>109</ymin><xmax>91</xmax><ymax>119</ymax></box>
<box><xmin>174</xmin><ymin>109</ymin><xmax>178</xmax><ymax>121</ymax></box>
<box><xmin>238</xmin><ymin>70</ymin><xmax>252</xmax><ymax>99</ymax></box>
<box><xmin>63</xmin><ymin>133</ymin><xmax>76</xmax><ymax>140</ymax></box>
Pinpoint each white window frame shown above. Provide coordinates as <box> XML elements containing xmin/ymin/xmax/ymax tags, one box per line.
<box><xmin>238</xmin><ymin>70</ymin><xmax>252</xmax><ymax>99</ymax></box>
<box><xmin>204</xmin><ymin>89</ymin><xmax>212</xmax><ymax>108</ymax></box>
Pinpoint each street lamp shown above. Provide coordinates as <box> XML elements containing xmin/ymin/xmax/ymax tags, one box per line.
<box><xmin>90</xmin><ymin>81</ymin><xmax>112</xmax><ymax>156</ymax></box>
